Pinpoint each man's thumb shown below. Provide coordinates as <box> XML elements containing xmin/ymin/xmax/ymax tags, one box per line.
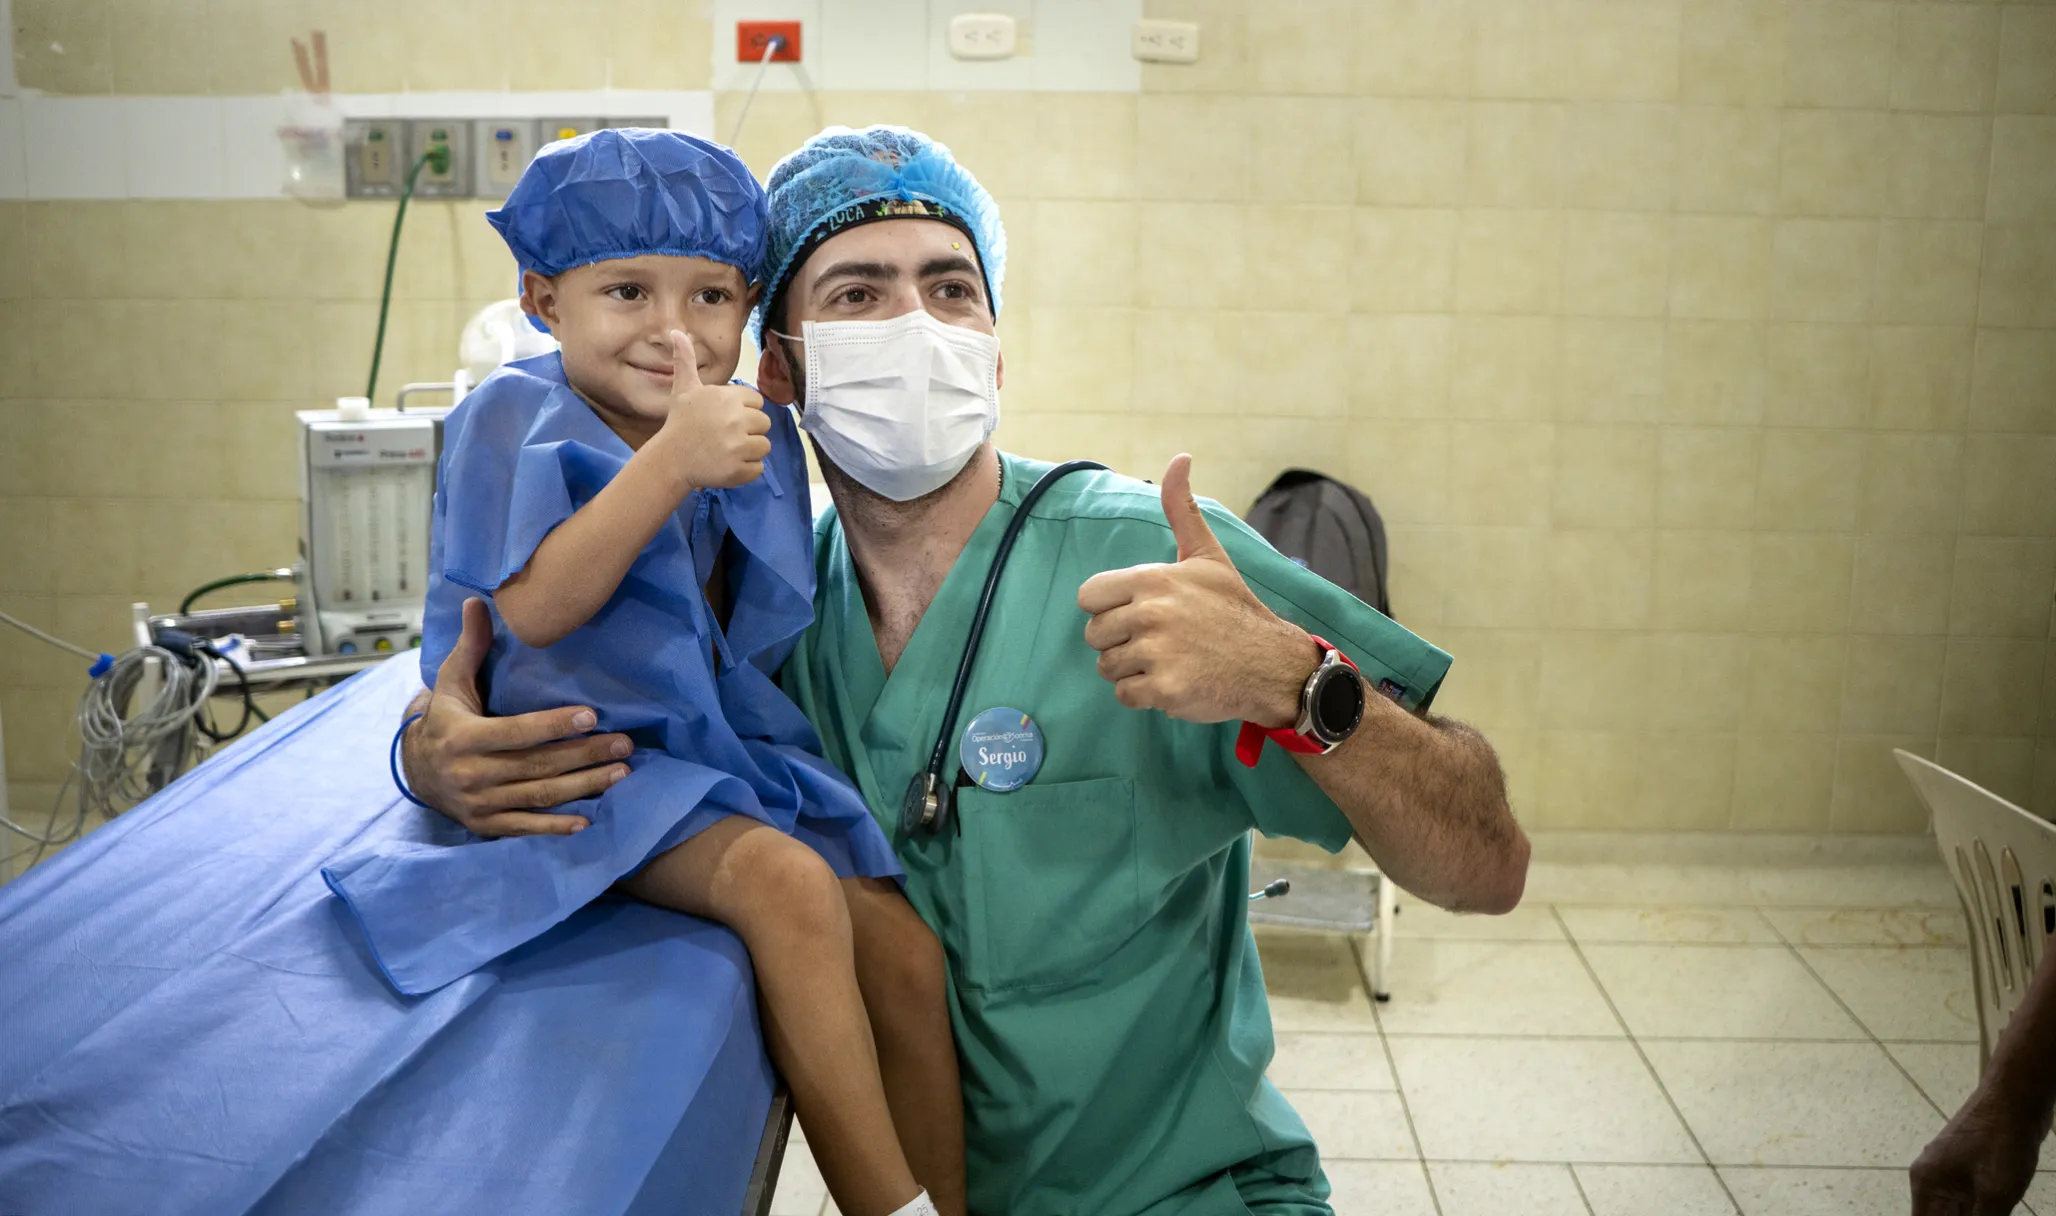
<box><xmin>433</xmin><ymin>597</ymin><xmax>492</xmax><ymax>712</ymax></box>
<box><xmin>668</xmin><ymin>329</ymin><xmax>706</xmax><ymax>389</ymax></box>
<box><xmin>1161</xmin><ymin>454</ymin><xmax>1229</xmax><ymax>564</ymax></box>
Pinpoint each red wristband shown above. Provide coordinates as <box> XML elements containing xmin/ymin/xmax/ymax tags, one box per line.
<box><xmin>1234</xmin><ymin>635</ymin><xmax>1356</xmax><ymax>768</ymax></box>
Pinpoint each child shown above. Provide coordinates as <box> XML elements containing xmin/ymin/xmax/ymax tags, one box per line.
<box><xmin>320</xmin><ymin>129</ymin><xmax>963</xmax><ymax>1216</ymax></box>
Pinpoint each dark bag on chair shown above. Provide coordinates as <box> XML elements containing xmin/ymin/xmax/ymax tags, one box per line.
<box><xmin>1245</xmin><ymin>469</ymin><xmax>1393</xmax><ymax>620</ymax></box>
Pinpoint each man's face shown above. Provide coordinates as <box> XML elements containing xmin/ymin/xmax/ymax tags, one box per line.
<box><xmin>757</xmin><ymin>218</ymin><xmax>1002</xmax><ymax>408</ymax></box>
<box><xmin>525</xmin><ymin>254</ymin><xmax>755</xmax><ymax>433</ymax></box>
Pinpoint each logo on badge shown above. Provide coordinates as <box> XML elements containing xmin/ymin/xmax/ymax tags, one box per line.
<box><xmin>960</xmin><ymin>707</ymin><xmax>1044</xmax><ymax>793</ymax></box>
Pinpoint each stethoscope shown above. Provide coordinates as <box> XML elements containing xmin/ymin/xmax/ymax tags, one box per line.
<box><xmin>900</xmin><ymin>460</ymin><xmax>1106</xmax><ymax>838</ymax></box>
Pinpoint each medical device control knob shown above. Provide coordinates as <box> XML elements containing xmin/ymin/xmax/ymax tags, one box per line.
<box><xmin>336</xmin><ymin>396</ymin><xmax>370</xmax><ymax>422</ymax></box>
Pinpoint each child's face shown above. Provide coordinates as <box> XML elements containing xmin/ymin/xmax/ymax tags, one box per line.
<box><xmin>524</xmin><ymin>255</ymin><xmax>757</xmax><ymax>432</ymax></box>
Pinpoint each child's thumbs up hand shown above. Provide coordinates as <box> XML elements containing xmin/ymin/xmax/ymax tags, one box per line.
<box><xmin>660</xmin><ymin>328</ymin><xmax>771</xmax><ymax>491</ymax></box>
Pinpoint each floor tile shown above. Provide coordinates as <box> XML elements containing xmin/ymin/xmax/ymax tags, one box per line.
<box><xmin>1719</xmin><ymin>1167</ymin><xmax>1909</xmax><ymax>1215</ymax></box>
<box><xmin>1281</xmin><ymin>1089</ymin><xmax>1417</xmax><ymax>1161</ymax></box>
<box><xmin>1526</xmin><ymin>860</ymin><xmax>1957</xmax><ymax>909</ymax></box>
<box><xmin>2030</xmin><ymin>1172</ymin><xmax>2055</xmax><ymax>1214</ymax></box>
<box><xmin>1575</xmin><ymin>1164</ymin><xmax>1738</xmax><ymax>1216</ymax></box>
<box><xmin>1429</xmin><ymin>1162</ymin><xmax>1588</xmax><ymax>1216</ymax></box>
<box><xmin>1374</xmin><ymin>940</ymin><xmax>1623</xmax><ymax>1037</ymax></box>
<box><xmin>1885</xmin><ymin>1041</ymin><xmax>1977</xmax><ymax>1113</ymax></box>
<box><xmin>1797</xmin><ymin>945</ymin><xmax>1979</xmax><ymax>1042</ymax></box>
<box><xmin>1389</xmin><ymin>1036</ymin><xmax>1700</xmax><ymax>1164</ymax></box>
<box><xmin>1559</xmin><ymin>906</ymin><xmax>1780</xmax><ymax>944</ymax></box>
<box><xmin>1321</xmin><ymin>1161</ymin><xmax>1437</xmax><ymax>1216</ymax></box>
<box><xmin>1268</xmin><ymin>1031</ymin><xmax>1395</xmax><ymax>1091</ymax></box>
<box><xmin>1762</xmin><ymin>906</ymin><xmax>1970</xmax><ymax>947</ymax></box>
<box><xmin>1259</xmin><ymin>930</ymin><xmax>1381</xmax><ymax>1031</ymax></box>
<box><xmin>1580</xmin><ymin>944</ymin><xmax>1864</xmax><ymax>1040</ymax></box>
<box><xmin>767</xmin><ymin>1141</ymin><xmax>827</xmax><ymax>1216</ymax></box>
<box><xmin>1395</xmin><ymin>898</ymin><xmax>1568</xmax><ymax>941</ymax></box>
<box><xmin>1642</xmin><ymin>1040</ymin><xmax>1942</xmax><ymax>1168</ymax></box>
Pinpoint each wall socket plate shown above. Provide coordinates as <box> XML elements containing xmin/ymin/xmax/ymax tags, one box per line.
<box><xmin>407</xmin><ymin>119</ymin><xmax>472</xmax><ymax>198</ymax></box>
<box><xmin>538</xmin><ymin>118</ymin><xmax>599</xmax><ymax>147</ymax></box>
<box><xmin>343</xmin><ymin>119</ymin><xmax>407</xmax><ymax>198</ymax></box>
<box><xmin>475</xmin><ymin>119</ymin><xmax>537</xmax><ymax>198</ymax></box>
<box><xmin>1132</xmin><ymin>18</ymin><xmax>1200</xmax><ymax>64</ymax></box>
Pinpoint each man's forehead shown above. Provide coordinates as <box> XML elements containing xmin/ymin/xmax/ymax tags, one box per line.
<box><xmin>796</xmin><ymin>218</ymin><xmax>981</xmax><ymax>283</ymax></box>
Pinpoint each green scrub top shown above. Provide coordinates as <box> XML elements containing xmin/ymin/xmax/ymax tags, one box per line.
<box><xmin>782</xmin><ymin>453</ymin><xmax>1452</xmax><ymax>1216</ymax></box>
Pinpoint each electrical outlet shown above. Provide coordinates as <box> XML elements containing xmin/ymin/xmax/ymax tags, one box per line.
<box><xmin>948</xmin><ymin>13</ymin><xmax>1017</xmax><ymax>60</ymax></box>
<box><xmin>344</xmin><ymin>119</ymin><xmax>407</xmax><ymax>198</ymax></box>
<box><xmin>736</xmin><ymin>20</ymin><xmax>801</xmax><ymax>62</ymax></box>
<box><xmin>475</xmin><ymin>120</ymin><xmax>536</xmax><ymax>198</ymax></box>
<box><xmin>1132</xmin><ymin>18</ymin><xmax>1200</xmax><ymax>64</ymax></box>
<box><xmin>538</xmin><ymin>118</ymin><xmax>599</xmax><ymax>147</ymax></box>
<box><xmin>407</xmin><ymin>120</ymin><xmax>472</xmax><ymax>197</ymax></box>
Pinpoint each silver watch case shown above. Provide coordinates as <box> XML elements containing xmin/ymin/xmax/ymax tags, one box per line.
<box><xmin>1294</xmin><ymin>646</ymin><xmax>1367</xmax><ymax>752</ymax></box>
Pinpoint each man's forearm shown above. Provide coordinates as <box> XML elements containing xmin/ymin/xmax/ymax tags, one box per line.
<box><xmin>1297</xmin><ymin>696</ymin><xmax>1528</xmax><ymax>915</ymax></box>
<box><xmin>1983</xmin><ymin>934</ymin><xmax>2056</xmax><ymax>1128</ymax></box>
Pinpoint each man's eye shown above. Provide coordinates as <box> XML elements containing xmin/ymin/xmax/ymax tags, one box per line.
<box><xmin>838</xmin><ymin>287</ymin><xmax>869</xmax><ymax>305</ymax></box>
<box><xmin>937</xmin><ymin>282</ymin><xmax>972</xmax><ymax>300</ymax></box>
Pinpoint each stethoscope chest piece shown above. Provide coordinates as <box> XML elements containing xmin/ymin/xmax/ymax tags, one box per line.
<box><xmin>901</xmin><ymin>770</ymin><xmax>954</xmax><ymax>838</ymax></box>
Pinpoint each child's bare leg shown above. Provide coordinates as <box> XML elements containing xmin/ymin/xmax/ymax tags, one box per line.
<box><xmin>619</xmin><ymin>817</ymin><xmax>921</xmax><ymax>1216</ymax></box>
<box><xmin>844</xmin><ymin>878</ymin><xmax>967</xmax><ymax>1216</ymax></box>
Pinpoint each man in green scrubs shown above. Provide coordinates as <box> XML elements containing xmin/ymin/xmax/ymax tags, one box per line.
<box><xmin>404</xmin><ymin>127</ymin><xmax>1528</xmax><ymax>1215</ymax></box>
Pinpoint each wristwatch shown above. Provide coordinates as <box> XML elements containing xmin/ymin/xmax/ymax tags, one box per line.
<box><xmin>1234</xmin><ymin>634</ymin><xmax>1367</xmax><ymax>768</ymax></box>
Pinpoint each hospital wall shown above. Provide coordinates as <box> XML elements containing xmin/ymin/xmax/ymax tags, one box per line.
<box><xmin>0</xmin><ymin>0</ymin><xmax>2053</xmax><ymax>838</ymax></box>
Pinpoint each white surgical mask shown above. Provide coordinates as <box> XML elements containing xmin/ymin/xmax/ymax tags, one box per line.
<box><xmin>776</xmin><ymin>310</ymin><xmax>1001</xmax><ymax>503</ymax></box>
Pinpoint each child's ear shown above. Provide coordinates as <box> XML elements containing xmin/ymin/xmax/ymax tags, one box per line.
<box><xmin>521</xmin><ymin>269</ymin><xmax>561</xmax><ymax>331</ymax></box>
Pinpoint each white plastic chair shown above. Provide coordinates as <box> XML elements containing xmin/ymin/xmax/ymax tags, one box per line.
<box><xmin>1894</xmin><ymin>750</ymin><xmax>2056</xmax><ymax>1070</ymax></box>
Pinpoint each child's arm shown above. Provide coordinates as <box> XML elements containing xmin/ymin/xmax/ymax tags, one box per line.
<box><xmin>496</xmin><ymin>330</ymin><xmax>772</xmax><ymax>648</ymax></box>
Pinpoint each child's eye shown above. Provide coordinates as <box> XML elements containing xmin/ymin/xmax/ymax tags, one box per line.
<box><xmin>694</xmin><ymin>288</ymin><xmax>730</xmax><ymax>306</ymax></box>
<box><xmin>606</xmin><ymin>284</ymin><xmax>646</xmax><ymax>302</ymax></box>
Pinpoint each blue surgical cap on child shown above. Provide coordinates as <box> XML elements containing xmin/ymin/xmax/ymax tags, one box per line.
<box><xmin>752</xmin><ymin>125</ymin><xmax>1006</xmax><ymax>344</ymax></box>
<box><xmin>487</xmin><ymin>127</ymin><xmax>768</xmax><ymax>293</ymax></box>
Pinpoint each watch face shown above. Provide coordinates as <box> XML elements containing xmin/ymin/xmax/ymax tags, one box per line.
<box><xmin>1312</xmin><ymin>664</ymin><xmax>1367</xmax><ymax>743</ymax></box>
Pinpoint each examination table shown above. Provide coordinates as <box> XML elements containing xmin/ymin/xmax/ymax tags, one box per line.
<box><xmin>0</xmin><ymin>653</ymin><xmax>788</xmax><ymax>1215</ymax></box>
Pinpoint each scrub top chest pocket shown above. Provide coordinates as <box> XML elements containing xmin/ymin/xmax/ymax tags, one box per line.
<box><xmin>958</xmin><ymin>776</ymin><xmax>1143</xmax><ymax>993</ymax></box>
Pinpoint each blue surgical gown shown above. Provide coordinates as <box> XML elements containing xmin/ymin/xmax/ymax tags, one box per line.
<box><xmin>321</xmin><ymin>352</ymin><xmax>900</xmax><ymax>997</ymax></box>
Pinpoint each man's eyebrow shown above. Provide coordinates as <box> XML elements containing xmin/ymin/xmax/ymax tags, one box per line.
<box><xmin>917</xmin><ymin>254</ymin><xmax>983</xmax><ymax>281</ymax></box>
<box><xmin>810</xmin><ymin>260</ymin><xmax>899</xmax><ymax>286</ymax></box>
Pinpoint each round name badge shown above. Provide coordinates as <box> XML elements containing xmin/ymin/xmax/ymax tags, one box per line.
<box><xmin>960</xmin><ymin>707</ymin><xmax>1044</xmax><ymax>793</ymax></box>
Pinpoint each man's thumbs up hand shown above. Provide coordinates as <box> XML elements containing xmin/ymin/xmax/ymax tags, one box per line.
<box><xmin>1078</xmin><ymin>455</ymin><xmax>1316</xmax><ymax>727</ymax></box>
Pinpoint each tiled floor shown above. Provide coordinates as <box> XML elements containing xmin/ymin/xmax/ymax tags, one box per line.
<box><xmin>769</xmin><ymin>868</ymin><xmax>2056</xmax><ymax>1216</ymax></box>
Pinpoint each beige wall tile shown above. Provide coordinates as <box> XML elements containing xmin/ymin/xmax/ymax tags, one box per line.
<box><xmin>1680</xmin><ymin>0</ymin><xmax>1788</xmax><ymax>106</ymax></box>
<box><xmin>1561</xmin><ymin>212</ymin><xmax>1671</xmax><ymax>319</ymax></box>
<box><xmin>1842</xmin><ymin>636</ymin><xmax>1947</xmax><ymax>735</ymax></box>
<box><xmin>1746</xmin><ymin>634</ymin><xmax>1850</xmax><ymax>733</ymax></box>
<box><xmin>1969</xmin><ymin>328</ymin><xmax>2056</xmax><ymax>434</ymax></box>
<box><xmin>1561</xmin><ymin>103</ymin><xmax>1678</xmax><ymax>212</ymax></box>
<box><xmin>1940</xmin><ymin>638</ymin><xmax>2046</xmax><ymax>736</ymax></box>
<box><xmin>1353</xmin><ymin>0</ymin><xmax>1471</xmax><ymax>98</ymax></box>
<box><xmin>1634</xmin><ymin>732</ymin><xmax>1740</xmax><ymax>830</ymax></box>
<box><xmin>1027</xmin><ymin>309</ymin><xmax>1134</xmax><ymax>414</ymax></box>
<box><xmin>1139</xmin><ymin>95</ymin><xmax>1246</xmax><ymax>202</ymax></box>
<box><xmin>2039</xmin><ymin>747</ymin><xmax>2056</xmax><ymax>823</ymax></box>
<box><xmin>1343</xmin><ymin>421</ymin><xmax>1451</xmax><ymax>525</ymax></box>
<box><xmin>1441</xmin><ymin>526</ymin><xmax>1550</xmax><ymax>629</ymax></box>
<box><xmin>1131</xmin><ymin>310</ymin><xmax>1240</xmax><ymax>417</ymax></box>
<box><xmin>403</xmin><ymin>0</ymin><xmax>510</xmax><ymax>90</ymax></box>
<box><xmin>1850</xmin><ymin>534</ymin><xmax>1955</xmax><ymax>635</ymax></box>
<box><xmin>0</xmin><ymin>499</ymin><xmax>54</xmax><ymax>594</ymax></box>
<box><xmin>1240</xmin><ymin>311</ymin><xmax>1351</xmax><ymax>419</ymax></box>
<box><xmin>1553</xmin><ymin>424</ymin><xmax>1658</xmax><ymax>528</ymax></box>
<box><xmin>0</xmin><ymin>303</ymin><xmax>34</xmax><ymax>400</ymax></box>
<box><xmin>1778</xmin><ymin>110</ymin><xmax>1893</xmax><ymax>218</ymax></box>
<box><xmin>1785</xmin><ymin>1</ymin><xmax>1897</xmax><ymax>110</ymax></box>
<box><xmin>1447</xmin><ymin>421</ymin><xmax>1555</xmax><ymax>526</ymax></box>
<box><xmin>1466</xmin><ymin>102</ymin><xmax>1564</xmax><ymax>207</ymax></box>
<box><xmin>1348</xmin><ymin>313</ymin><xmax>1455</xmax><ymax>418</ymax></box>
<box><xmin>1352</xmin><ymin>208</ymin><xmax>1459</xmax><ymax>312</ymax></box>
<box><xmin>1772</xmin><ymin>219</ymin><xmax>1878</xmax><ymax>324</ymax></box>
<box><xmin>1892</xmin><ymin>5</ymin><xmax>2000</xmax><ymax>115</ymax></box>
<box><xmin>1425</xmin><ymin>628</ymin><xmax>1542</xmax><ymax>729</ymax></box>
<box><xmin>14</xmin><ymin>0</ymin><xmax>114</xmax><ymax>93</ymax></box>
<box><xmin>1568</xmin><ymin>0</ymin><xmax>1684</xmax><ymax>103</ymax></box>
<box><xmin>1559</xmin><ymin>318</ymin><xmax>1665</xmax><ymax>423</ymax></box>
<box><xmin>214</xmin><ymin>401</ymin><xmax>303</xmax><ymax>501</ymax></box>
<box><xmin>1862</xmin><ymin>433</ymin><xmax>1965</xmax><ymax>536</ymax></box>
<box><xmin>1870</xmin><ymin>327</ymin><xmax>1974</xmax><ymax>433</ymax></box>
<box><xmin>611</xmin><ymin>0</ymin><xmax>715</xmax><ymax>91</ymax></box>
<box><xmin>1951</xmin><ymin>537</ymin><xmax>2056</xmax><ymax>638</ymax></box>
<box><xmin>1664</xmin><ymin>321</ymin><xmax>1767</xmax><ymax>427</ymax></box>
<box><xmin>1832</xmin><ymin>734</ymin><xmax>1934</xmax><ymax>833</ymax></box>
<box><xmin>1536</xmin><ymin>730</ymin><xmax>1643</xmax><ymax>828</ymax></box>
<box><xmin>1645</xmin><ymin>633</ymin><xmax>1750</xmax><ymax>730</ymax></box>
<box><xmin>1670</xmin><ymin>216</ymin><xmax>1772</xmax><ymax>321</ymax></box>
<box><xmin>1137</xmin><ymin>202</ymin><xmax>1244</xmax><ymax>309</ymax></box>
<box><xmin>1356</xmin><ymin>100</ymin><xmax>1469</xmax><ymax>206</ymax></box>
<box><xmin>1997</xmin><ymin>8</ymin><xmax>2056</xmax><ymax>116</ymax></box>
<box><xmin>127</xmin><ymin>303</ymin><xmax>227</xmax><ymax>403</ymax></box>
<box><xmin>1249</xmin><ymin>99</ymin><xmax>1355</xmax><ymax>205</ymax></box>
<box><xmin>0</xmin><ymin>402</ymin><xmax>50</xmax><ymax>497</ymax></box>
<box><xmin>1032</xmin><ymin>202</ymin><xmax>1136</xmax><ymax>310</ymax></box>
<box><xmin>2</xmin><ymin>686</ymin><xmax>76</xmax><ymax>784</ymax></box>
<box><xmin>1731</xmin><ymin>733</ymin><xmax>1838</xmax><ymax>831</ymax></box>
<box><xmin>1979</xmin><ymin>224</ymin><xmax>2056</xmax><ymax>329</ymax></box>
<box><xmin>1750</xmin><ymin>533</ymin><xmax>1856</xmax><ymax>632</ymax></box>
<box><xmin>1874</xmin><ymin>222</ymin><xmax>1984</xmax><ymax>329</ymax></box>
<box><xmin>1386</xmin><ymin>524</ymin><xmax>1454</xmax><ymax>626</ymax></box>
<box><xmin>1540</xmin><ymin>632</ymin><xmax>1653</xmax><ymax>730</ymax></box>
<box><xmin>46</xmin><ymin>498</ymin><xmax>149</xmax><ymax>596</ymax></box>
<box><xmin>30</xmin><ymin>301</ymin><xmax>131</xmax><ymax>400</ymax></box>
<box><xmin>1546</xmin><ymin>527</ymin><xmax>1654</xmax><ymax>629</ymax></box>
<box><xmin>1962</xmin><ymin>434</ymin><xmax>2056</xmax><ymax>536</ymax></box>
<box><xmin>1674</xmin><ymin>106</ymin><xmax>1782</xmax><ymax>215</ymax></box>
<box><xmin>1470</xmin><ymin>0</ymin><xmax>1568</xmax><ymax>101</ymax></box>
<box><xmin>1495</xmin><ymin>726</ymin><xmax>1546</xmax><ymax>817</ymax></box>
<box><xmin>1755</xmin><ymin>429</ymin><xmax>1863</xmax><ymax>531</ymax></box>
<box><xmin>1935</xmin><ymin>737</ymin><xmax>2038</xmax><ymax>809</ymax></box>
<box><xmin>0</xmin><ymin>206</ymin><xmax>23</xmax><ymax>303</ymax></box>
<box><xmin>1659</xmin><ymin>427</ymin><xmax>1761</xmax><ymax>529</ymax></box>
<box><xmin>313</xmin><ymin>0</ymin><xmax>408</xmax><ymax>93</ymax></box>
<box><xmin>501</xmin><ymin>0</ymin><xmax>620</xmax><ymax>90</ymax></box>
<box><xmin>1988</xmin><ymin>118</ymin><xmax>2056</xmax><ymax>223</ymax></box>
<box><xmin>1247</xmin><ymin>206</ymin><xmax>1352</xmax><ymax>313</ymax></box>
<box><xmin>1764</xmin><ymin>323</ymin><xmax>1871</xmax><ymax>430</ymax></box>
<box><xmin>210</xmin><ymin>0</ymin><xmax>316</xmax><ymax>94</ymax></box>
<box><xmin>0</xmin><ymin>594</ymin><xmax>68</xmax><ymax>690</ymax></box>
<box><xmin>1141</xmin><ymin>0</ymin><xmax>1249</xmax><ymax>94</ymax></box>
<box><xmin>1449</xmin><ymin>316</ymin><xmax>1561</xmax><ymax>421</ymax></box>
<box><xmin>1248</xmin><ymin>0</ymin><xmax>1357</xmax><ymax>95</ymax></box>
<box><xmin>1456</xmin><ymin>210</ymin><xmax>1563</xmax><ymax>315</ymax></box>
<box><xmin>25</xmin><ymin>204</ymin><xmax>126</xmax><ymax>300</ymax></box>
<box><xmin>1888</xmin><ymin>115</ymin><xmax>1992</xmax><ymax>221</ymax></box>
<box><xmin>1653</xmin><ymin>531</ymin><xmax>1755</xmax><ymax>632</ymax></box>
